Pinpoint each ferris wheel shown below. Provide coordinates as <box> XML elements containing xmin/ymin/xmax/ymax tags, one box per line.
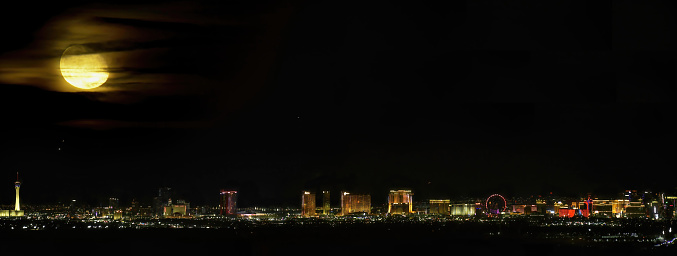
<box><xmin>485</xmin><ymin>194</ymin><xmax>507</xmax><ymax>215</ymax></box>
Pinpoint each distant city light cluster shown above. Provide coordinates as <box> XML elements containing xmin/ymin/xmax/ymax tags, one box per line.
<box><xmin>4</xmin><ymin>178</ymin><xmax>677</xmax><ymax>248</ymax></box>
<box><xmin>3</xmin><ymin>177</ymin><xmax>676</xmax><ymax>225</ymax></box>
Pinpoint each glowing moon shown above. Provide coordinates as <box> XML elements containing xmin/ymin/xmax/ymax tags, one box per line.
<box><xmin>60</xmin><ymin>45</ymin><xmax>109</xmax><ymax>89</ymax></box>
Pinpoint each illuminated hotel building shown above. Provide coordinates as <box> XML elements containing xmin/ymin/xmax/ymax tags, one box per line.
<box><xmin>388</xmin><ymin>189</ymin><xmax>413</xmax><ymax>215</ymax></box>
<box><xmin>219</xmin><ymin>190</ymin><xmax>238</xmax><ymax>215</ymax></box>
<box><xmin>322</xmin><ymin>191</ymin><xmax>330</xmax><ymax>215</ymax></box>
<box><xmin>450</xmin><ymin>204</ymin><xmax>475</xmax><ymax>216</ymax></box>
<box><xmin>341</xmin><ymin>191</ymin><xmax>371</xmax><ymax>215</ymax></box>
<box><xmin>592</xmin><ymin>200</ymin><xmax>613</xmax><ymax>217</ymax></box>
<box><xmin>429</xmin><ymin>200</ymin><xmax>450</xmax><ymax>215</ymax></box>
<box><xmin>612</xmin><ymin>199</ymin><xmax>629</xmax><ymax>218</ymax></box>
<box><xmin>558</xmin><ymin>203</ymin><xmax>575</xmax><ymax>218</ymax></box>
<box><xmin>536</xmin><ymin>199</ymin><xmax>547</xmax><ymax>214</ymax></box>
<box><xmin>153</xmin><ymin>187</ymin><xmax>173</xmax><ymax>216</ymax></box>
<box><xmin>625</xmin><ymin>201</ymin><xmax>645</xmax><ymax>218</ymax></box>
<box><xmin>164</xmin><ymin>204</ymin><xmax>188</xmax><ymax>217</ymax></box>
<box><xmin>302</xmin><ymin>191</ymin><xmax>317</xmax><ymax>217</ymax></box>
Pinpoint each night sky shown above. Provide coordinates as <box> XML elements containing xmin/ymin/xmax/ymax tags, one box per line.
<box><xmin>0</xmin><ymin>1</ymin><xmax>674</xmax><ymax>207</ymax></box>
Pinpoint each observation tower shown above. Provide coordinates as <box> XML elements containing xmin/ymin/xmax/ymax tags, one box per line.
<box><xmin>14</xmin><ymin>172</ymin><xmax>20</xmax><ymax>211</ymax></box>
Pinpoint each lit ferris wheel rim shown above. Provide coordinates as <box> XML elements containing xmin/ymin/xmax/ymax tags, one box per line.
<box><xmin>486</xmin><ymin>194</ymin><xmax>507</xmax><ymax>213</ymax></box>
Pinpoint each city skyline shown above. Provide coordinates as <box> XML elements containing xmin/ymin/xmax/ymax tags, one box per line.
<box><xmin>4</xmin><ymin>178</ymin><xmax>677</xmax><ymax>222</ymax></box>
<box><xmin>4</xmin><ymin>173</ymin><xmax>677</xmax><ymax>211</ymax></box>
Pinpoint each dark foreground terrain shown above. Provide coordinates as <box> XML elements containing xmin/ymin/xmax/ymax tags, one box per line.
<box><xmin>1</xmin><ymin>220</ymin><xmax>677</xmax><ymax>256</ymax></box>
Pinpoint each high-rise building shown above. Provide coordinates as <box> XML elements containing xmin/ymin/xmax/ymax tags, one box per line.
<box><xmin>666</xmin><ymin>203</ymin><xmax>675</xmax><ymax>220</ymax></box>
<box><xmin>535</xmin><ymin>199</ymin><xmax>548</xmax><ymax>215</ymax></box>
<box><xmin>429</xmin><ymin>199</ymin><xmax>450</xmax><ymax>215</ymax></box>
<box><xmin>666</xmin><ymin>196</ymin><xmax>677</xmax><ymax>220</ymax></box>
<box><xmin>340</xmin><ymin>191</ymin><xmax>371</xmax><ymax>215</ymax></box>
<box><xmin>322</xmin><ymin>191</ymin><xmax>330</xmax><ymax>215</ymax></box>
<box><xmin>154</xmin><ymin>187</ymin><xmax>173</xmax><ymax>216</ymax></box>
<box><xmin>219</xmin><ymin>190</ymin><xmax>238</xmax><ymax>215</ymax></box>
<box><xmin>388</xmin><ymin>189</ymin><xmax>413</xmax><ymax>215</ymax></box>
<box><xmin>109</xmin><ymin>197</ymin><xmax>119</xmax><ymax>210</ymax></box>
<box><xmin>302</xmin><ymin>191</ymin><xmax>317</xmax><ymax>217</ymax></box>
<box><xmin>130</xmin><ymin>198</ymin><xmax>139</xmax><ymax>215</ymax></box>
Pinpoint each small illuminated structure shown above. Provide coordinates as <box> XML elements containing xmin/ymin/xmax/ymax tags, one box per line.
<box><xmin>388</xmin><ymin>189</ymin><xmax>413</xmax><ymax>215</ymax></box>
<box><xmin>302</xmin><ymin>191</ymin><xmax>317</xmax><ymax>217</ymax></box>
<box><xmin>113</xmin><ymin>210</ymin><xmax>124</xmax><ymax>220</ymax></box>
<box><xmin>341</xmin><ymin>191</ymin><xmax>371</xmax><ymax>215</ymax></box>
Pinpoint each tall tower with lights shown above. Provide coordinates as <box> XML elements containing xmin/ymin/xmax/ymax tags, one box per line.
<box><xmin>14</xmin><ymin>172</ymin><xmax>20</xmax><ymax>211</ymax></box>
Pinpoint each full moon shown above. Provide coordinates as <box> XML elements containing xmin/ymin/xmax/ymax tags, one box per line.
<box><xmin>60</xmin><ymin>45</ymin><xmax>109</xmax><ymax>89</ymax></box>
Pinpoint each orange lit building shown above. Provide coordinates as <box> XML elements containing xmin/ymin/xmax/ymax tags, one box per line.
<box><xmin>558</xmin><ymin>205</ymin><xmax>575</xmax><ymax>218</ymax></box>
<box><xmin>340</xmin><ymin>191</ymin><xmax>371</xmax><ymax>215</ymax></box>
<box><xmin>556</xmin><ymin>200</ymin><xmax>592</xmax><ymax>218</ymax></box>
<box><xmin>388</xmin><ymin>189</ymin><xmax>413</xmax><ymax>215</ymax></box>
<box><xmin>164</xmin><ymin>204</ymin><xmax>188</xmax><ymax>217</ymax></box>
<box><xmin>612</xmin><ymin>199</ymin><xmax>629</xmax><ymax>218</ymax></box>
<box><xmin>511</xmin><ymin>205</ymin><xmax>538</xmax><ymax>215</ymax></box>
<box><xmin>302</xmin><ymin>191</ymin><xmax>317</xmax><ymax>217</ymax></box>
<box><xmin>113</xmin><ymin>210</ymin><xmax>124</xmax><ymax>220</ymax></box>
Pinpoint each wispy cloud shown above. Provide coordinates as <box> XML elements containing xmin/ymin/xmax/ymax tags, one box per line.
<box><xmin>0</xmin><ymin>0</ymin><xmax>295</xmax><ymax>129</ymax></box>
<box><xmin>0</xmin><ymin>1</ymin><xmax>254</xmax><ymax>94</ymax></box>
